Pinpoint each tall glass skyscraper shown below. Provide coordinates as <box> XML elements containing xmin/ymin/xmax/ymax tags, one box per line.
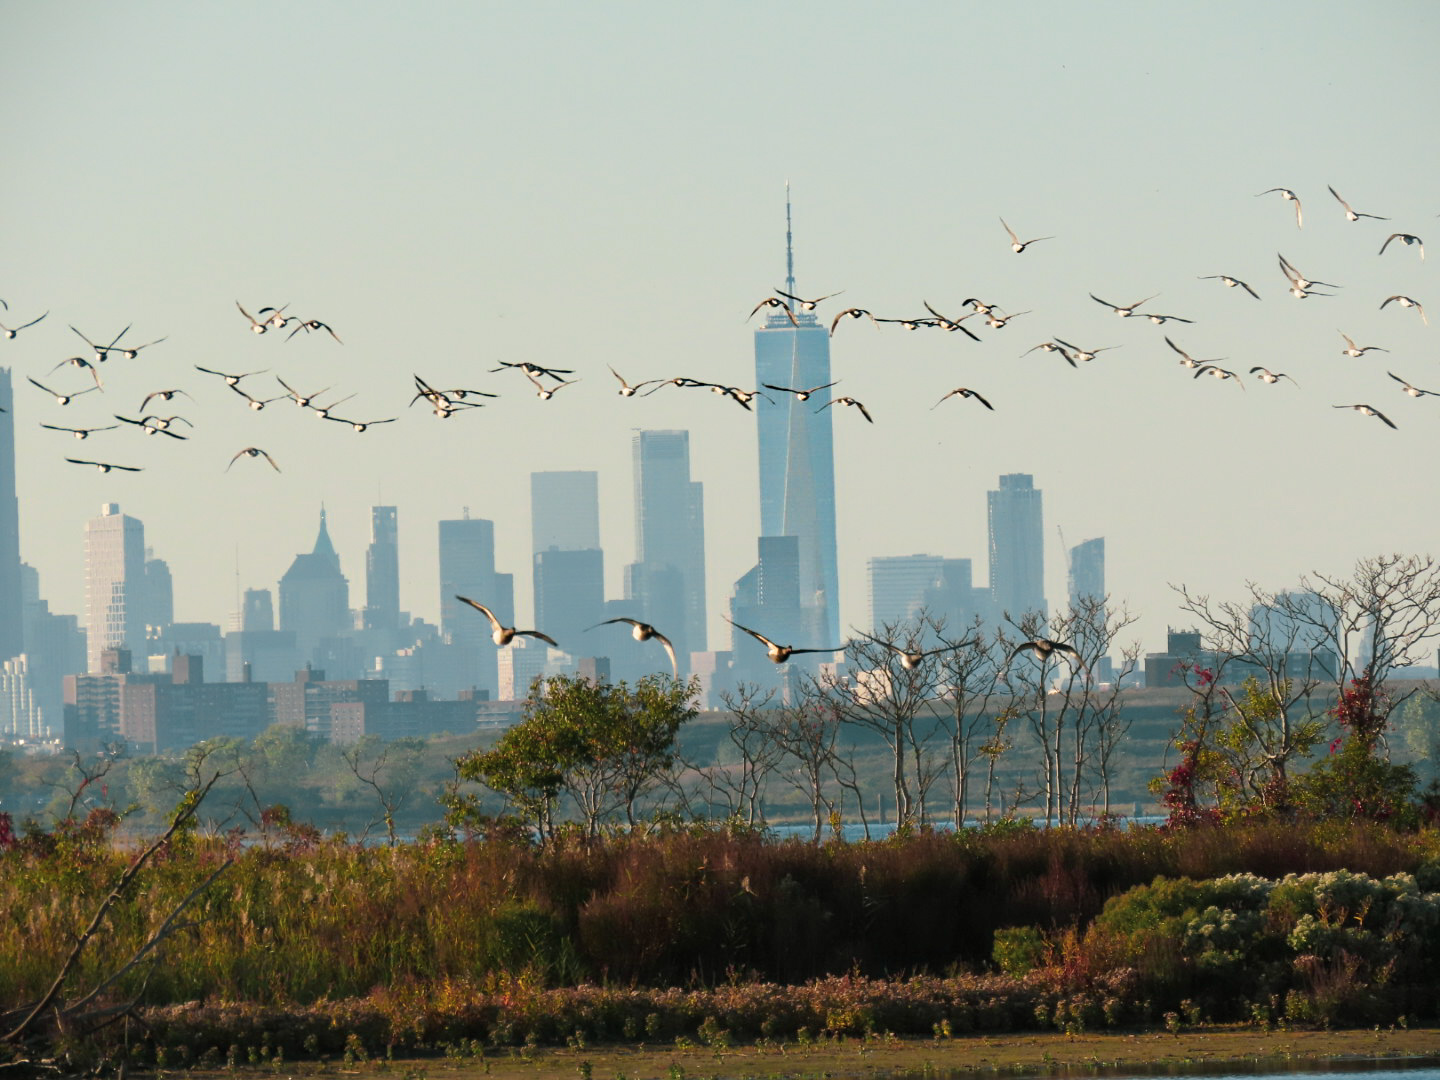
<box><xmin>364</xmin><ymin>506</ymin><xmax>400</xmax><ymax>631</ymax></box>
<box><xmin>628</xmin><ymin>430</ymin><xmax>706</xmax><ymax>672</ymax></box>
<box><xmin>439</xmin><ymin>514</ymin><xmax>512</xmax><ymax>698</ymax></box>
<box><xmin>752</xmin><ymin>199</ymin><xmax>840</xmax><ymax>647</ymax></box>
<box><xmin>83</xmin><ymin>503</ymin><xmax>147</xmax><ymax>672</ymax></box>
<box><xmin>0</xmin><ymin>369</ymin><xmax>21</xmax><ymax>664</ymax></box>
<box><xmin>988</xmin><ymin>473</ymin><xmax>1046</xmax><ymax>623</ymax></box>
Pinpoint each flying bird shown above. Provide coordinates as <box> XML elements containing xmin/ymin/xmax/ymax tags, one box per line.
<box><xmin>725</xmin><ymin>617</ymin><xmax>839</xmax><ymax>664</ymax></box>
<box><xmin>1333</xmin><ymin>404</ymin><xmax>1396</xmax><ymax>429</ymax></box>
<box><xmin>1388</xmin><ymin>373</ymin><xmax>1440</xmax><ymax>398</ymax></box>
<box><xmin>774</xmin><ymin>288</ymin><xmax>843</xmax><ymax>312</ymax></box>
<box><xmin>1257</xmin><ymin>187</ymin><xmax>1303</xmax><ymax>228</ymax></box>
<box><xmin>1000</xmin><ymin>217</ymin><xmax>1053</xmax><ymax>253</ymax></box>
<box><xmin>1194</xmin><ymin>364</ymin><xmax>1245</xmax><ymax>387</ymax></box>
<box><xmin>48</xmin><ymin>356</ymin><xmax>104</xmax><ymax>388</ymax></box>
<box><xmin>589</xmin><ymin>617</ymin><xmax>678</xmax><ymax>678</ymax></box>
<box><xmin>41</xmin><ymin>423</ymin><xmax>118</xmax><ymax>439</ymax></box>
<box><xmin>196</xmin><ymin>365</ymin><xmax>267</xmax><ymax>386</ymax></box>
<box><xmin>27</xmin><ymin>376</ymin><xmax>99</xmax><ymax>405</ymax></box>
<box><xmin>932</xmin><ymin>387</ymin><xmax>994</xmax><ymax>410</ymax></box>
<box><xmin>1380</xmin><ymin>295</ymin><xmax>1427</xmax><ymax>325</ymax></box>
<box><xmin>1249</xmin><ymin>367</ymin><xmax>1299</xmax><ymax>386</ymax></box>
<box><xmin>0</xmin><ymin>311</ymin><xmax>47</xmax><ymax>339</ymax></box>
<box><xmin>228</xmin><ymin>383</ymin><xmax>285</xmax><ymax>411</ymax></box>
<box><xmin>227</xmin><ymin>447</ymin><xmax>282</xmax><ymax>472</ymax></box>
<box><xmin>70</xmin><ymin>324</ymin><xmax>131</xmax><ymax>362</ymax></box>
<box><xmin>816</xmin><ymin>396</ymin><xmax>873</xmax><ymax>423</ymax></box>
<box><xmin>1339</xmin><ymin>332</ymin><xmax>1387</xmax><ymax>357</ymax></box>
<box><xmin>236</xmin><ymin>302</ymin><xmax>269</xmax><ymax>334</ymax></box>
<box><xmin>324</xmin><ymin>414</ymin><xmax>397</xmax><ymax>432</ymax></box>
<box><xmin>308</xmin><ymin>393</ymin><xmax>357</xmax><ymax>419</ymax></box>
<box><xmin>1143</xmin><ymin>312</ymin><xmax>1195</xmax><ymax>325</ymax></box>
<box><xmin>921</xmin><ymin>302</ymin><xmax>982</xmax><ymax>340</ymax></box>
<box><xmin>115</xmin><ymin>414</ymin><xmax>188</xmax><ymax>439</ymax></box>
<box><xmin>455</xmin><ymin>596</ymin><xmax>558</xmax><ymax>647</ymax></box>
<box><xmin>1164</xmin><ymin>337</ymin><xmax>1218</xmax><ymax>369</ymax></box>
<box><xmin>748</xmin><ymin>296</ymin><xmax>799</xmax><ymax>326</ymax></box>
<box><xmin>828</xmin><ymin>307</ymin><xmax>876</xmax><ymax>335</ymax></box>
<box><xmin>1278</xmin><ymin>253</ymin><xmax>1338</xmax><ymax>297</ymax></box>
<box><xmin>1327</xmin><ymin>185</ymin><xmax>1387</xmax><ymax>222</ymax></box>
<box><xmin>1052</xmin><ymin>338</ymin><xmax>1117</xmax><ymax>363</ymax></box>
<box><xmin>1004</xmin><ymin>638</ymin><xmax>1086</xmax><ymax>676</ymax></box>
<box><xmin>1199</xmin><ymin>275</ymin><xmax>1260</xmax><ymax>300</ymax></box>
<box><xmin>861</xmin><ymin>633</ymin><xmax>975</xmax><ymax>671</ymax></box>
<box><xmin>111</xmin><ymin>336</ymin><xmax>167</xmax><ymax>360</ymax></box>
<box><xmin>1090</xmin><ymin>293</ymin><xmax>1157</xmax><ymax>317</ymax></box>
<box><xmin>764</xmin><ymin>380</ymin><xmax>837</xmax><ymax>402</ymax></box>
<box><xmin>65</xmin><ymin>458</ymin><xmax>141</xmax><ymax>473</ymax></box>
<box><xmin>608</xmin><ymin>366</ymin><xmax>663</xmax><ymax>396</ymax></box>
<box><xmin>139</xmin><ymin>388</ymin><xmax>194</xmax><ymax>412</ymax></box>
<box><xmin>285</xmin><ymin>318</ymin><xmax>342</xmax><ymax>343</ymax></box>
<box><xmin>1379</xmin><ymin>233</ymin><xmax>1424</xmax><ymax>261</ymax></box>
<box><xmin>276</xmin><ymin>377</ymin><xmax>332</xmax><ymax>407</ymax></box>
<box><xmin>526</xmin><ymin>373</ymin><xmax>580</xmax><ymax>400</ymax></box>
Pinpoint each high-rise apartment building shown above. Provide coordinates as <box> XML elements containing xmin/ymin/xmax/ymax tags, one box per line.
<box><xmin>628</xmin><ymin>430</ymin><xmax>706</xmax><ymax>673</ymax></box>
<box><xmin>438</xmin><ymin>514</ymin><xmax>512</xmax><ymax>698</ymax></box>
<box><xmin>140</xmin><ymin>549</ymin><xmax>174</xmax><ymax>634</ymax></box>
<box><xmin>364</xmin><ymin>506</ymin><xmax>400</xmax><ymax>631</ymax></box>
<box><xmin>531</xmin><ymin>472</ymin><xmax>600</xmax><ymax>552</ymax></box>
<box><xmin>752</xmin><ymin>204</ymin><xmax>840</xmax><ymax>647</ymax></box>
<box><xmin>83</xmin><ymin>504</ymin><xmax>147</xmax><ymax>673</ymax></box>
<box><xmin>988</xmin><ymin>474</ymin><xmax>1045</xmax><ymax>623</ymax></box>
<box><xmin>0</xmin><ymin>368</ymin><xmax>21</xmax><ymax>664</ymax></box>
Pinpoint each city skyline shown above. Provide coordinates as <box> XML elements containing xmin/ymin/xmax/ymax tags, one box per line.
<box><xmin>5</xmin><ymin>3</ymin><xmax>1437</xmax><ymax>669</ymax></box>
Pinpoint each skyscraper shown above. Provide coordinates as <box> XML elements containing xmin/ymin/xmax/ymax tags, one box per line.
<box><xmin>867</xmin><ymin>554</ymin><xmax>946</xmax><ymax>632</ymax></box>
<box><xmin>278</xmin><ymin>509</ymin><xmax>352</xmax><ymax>665</ymax></box>
<box><xmin>728</xmin><ymin>535</ymin><xmax>802</xmax><ymax>689</ymax></box>
<box><xmin>83</xmin><ymin>503</ymin><xmax>147</xmax><ymax>672</ymax></box>
<box><xmin>140</xmin><ymin>548</ymin><xmax>174</xmax><ymax>634</ymax></box>
<box><xmin>1067</xmin><ymin>538</ymin><xmax>1105</xmax><ymax>610</ymax></box>
<box><xmin>628</xmin><ymin>430</ymin><xmax>706</xmax><ymax>673</ymax></box>
<box><xmin>0</xmin><ymin>368</ymin><xmax>21</xmax><ymax>664</ymax></box>
<box><xmin>988</xmin><ymin>474</ymin><xmax>1045</xmax><ymax>623</ymax></box>
<box><xmin>439</xmin><ymin>514</ymin><xmax>512</xmax><ymax>698</ymax></box>
<box><xmin>531</xmin><ymin>472</ymin><xmax>600</xmax><ymax>552</ymax></box>
<box><xmin>364</xmin><ymin>506</ymin><xmax>400</xmax><ymax>631</ymax></box>
<box><xmin>752</xmin><ymin>197</ymin><xmax>840</xmax><ymax>647</ymax></box>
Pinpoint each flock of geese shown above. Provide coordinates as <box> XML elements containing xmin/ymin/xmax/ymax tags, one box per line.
<box><xmin>2</xmin><ymin>180</ymin><xmax>1430</xmax><ymax>671</ymax></box>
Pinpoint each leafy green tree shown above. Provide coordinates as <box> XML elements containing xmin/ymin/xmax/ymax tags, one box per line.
<box><xmin>452</xmin><ymin>673</ymin><xmax>698</xmax><ymax>840</ymax></box>
<box><xmin>1292</xmin><ymin>675</ymin><xmax>1418</xmax><ymax>823</ymax></box>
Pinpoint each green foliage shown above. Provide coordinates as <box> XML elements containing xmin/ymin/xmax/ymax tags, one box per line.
<box><xmin>991</xmin><ymin>926</ymin><xmax>1046</xmax><ymax>975</ymax></box>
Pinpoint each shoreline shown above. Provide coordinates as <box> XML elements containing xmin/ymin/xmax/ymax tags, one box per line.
<box><xmin>175</xmin><ymin>1027</ymin><xmax>1440</xmax><ymax>1080</ymax></box>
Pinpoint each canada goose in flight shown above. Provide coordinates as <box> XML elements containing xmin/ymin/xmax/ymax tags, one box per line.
<box><xmin>1388</xmin><ymin>372</ymin><xmax>1440</xmax><ymax>398</ymax></box>
<box><xmin>609</xmin><ymin>366</ymin><xmax>663</xmax><ymax>396</ymax></box>
<box><xmin>0</xmin><ymin>311</ymin><xmax>47</xmax><ymax>339</ymax></box>
<box><xmin>42</xmin><ymin>423</ymin><xmax>118</xmax><ymax>439</ymax></box>
<box><xmin>1052</xmin><ymin>338</ymin><xmax>1116</xmax><ymax>363</ymax></box>
<box><xmin>139</xmin><ymin>388</ymin><xmax>194</xmax><ymax>412</ymax></box>
<box><xmin>228</xmin><ymin>447</ymin><xmax>282</xmax><ymax>472</ymax></box>
<box><xmin>875</xmin><ymin>316</ymin><xmax>939</xmax><ymax>331</ymax></box>
<box><xmin>962</xmin><ymin>298</ymin><xmax>996</xmax><ymax>314</ymax></box>
<box><xmin>932</xmin><ymin>387</ymin><xmax>994</xmax><ymax>410</ymax></box>
<box><xmin>1339</xmin><ymin>332</ymin><xmax>1387</xmax><ymax>357</ymax></box>
<box><xmin>285</xmin><ymin>318</ymin><xmax>342</xmax><ymax>343</ymax></box>
<box><xmin>1257</xmin><ymin>187</ymin><xmax>1303</xmax><ymax>228</ymax></box>
<box><xmin>1328</xmin><ymin>185</ymin><xmax>1387</xmax><ymax>222</ymax></box>
<box><xmin>725</xmin><ymin>617</ymin><xmax>839</xmax><ymax>664</ymax></box>
<box><xmin>275</xmin><ymin>377</ymin><xmax>331</xmax><ymax>407</ymax></box>
<box><xmin>1250</xmin><ymin>367</ymin><xmax>1299</xmax><ymax>386</ymax></box>
<box><xmin>1278</xmin><ymin>253</ymin><xmax>1338</xmax><ymax>297</ymax></box>
<box><xmin>236</xmin><ymin>302</ymin><xmax>269</xmax><ymax>333</ymax></box>
<box><xmin>526</xmin><ymin>373</ymin><xmax>579</xmax><ymax>400</ymax></box>
<box><xmin>764</xmin><ymin>380</ymin><xmax>837</xmax><ymax>402</ymax></box>
<box><xmin>1003</xmin><ymin>638</ymin><xmax>1085</xmax><ymax>676</ymax></box>
<box><xmin>642</xmin><ymin>376</ymin><xmax>712</xmax><ymax>396</ymax></box>
<box><xmin>816</xmin><ymin>396</ymin><xmax>873</xmax><ymax>423</ymax></box>
<box><xmin>48</xmin><ymin>356</ymin><xmax>104</xmax><ymax>388</ymax></box>
<box><xmin>324</xmin><ymin>414</ymin><xmax>397</xmax><ymax>432</ymax></box>
<box><xmin>138</xmin><ymin>414</ymin><xmax>192</xmax><ymax>431</ymax></box>
<box><xmin>984</xmin><ymin>309</ymin><xmax>1029</xmax><ymax>329</ymax></box>
<box><xmin>308</xmin><ymin>393</ymin><xmax>357</xmax><ymax>420</ymax></box>
<box><xmin>27</xmin><ymin>376</ymin><xmax>99</xmax><ymax>405</ymax></box>
<box><xmin>775</xmin><ymin>288</ymin><xmax>843</xmax><ymax>312</ymax></box>
<box><xmin>1021</xmin><ymin>341</ymin><xmax>1066</xmax><ymax>357</ymax></box>
<box><xmin>115</xmin><ymin>413</ymin><xmax>187</xmax><ymax>437</ymax></box>
<box><xmin>196</xmin><ymin>365</ymin><xmax>267</xmax><ymax>386</ymax></box>
<box><xmin>748</xmin><ymin>296</ymin><xmax>799</xmax><ymax>326</ymax></box>
<box><xmin>717</xmin><ymin>386</ymin><xmax>771</xmax><ymax>409</ymax></box>
<box><xmin>1144</xmin><ymin>312</ymin><xmax>1194</xmax><ymax>325</ymax></box>
<box><xmin>112</xmin><ymin>337</ymin><xmax>167</xmax><ymax>360</ymax></box>
<box><xmin>70</xmin><ymin>324</ymin><xmax>130</xmax><ymax>362</ymax></box>
<box><xmin>1333</xmin><ymin>404</ymin><xmax>1396</xmax><ymax>429</ymax></box>
<box><xmin>1163</xmin><ymin>337</ymin><xmax>1219</xmax><ymax>369</ymax></box>
<box><xmin>859</xmin><ymin>632</ymin><xmax>973</xmax><ymax>671</ymax></box>
<box><xmin>1199</xmin><ymin>275</ymin><xmax>1261</xmax><ymax>300</ymax></box>
<box><xmin>1379</xmin><ymin>233</ymin><xmax>1424</xmax><ymax>261</ymax></box>
<box><xmin>921</xmin><ymin>301</ymin><xmax>982</xmax><ymax>340</ymax></box>
<box><xmin>491</xmin><ymin>359</ymin><xmax>573</xmax><ymax>381</ymax></box>
<box><xmin>1000</xmin><ymin>217</ymin><xmax>1053</xmax><ymax>253</ymax></box>
<box><xmin>589</xmin><ymin>617</ymin><xmax>678</xmax><ymax>678</ymax></box>
<box><xmin>455</xmin><ymin>596</ymin><xmax>558</xmax><ymax>647</ymax></box>
<box><xmin>65</xmin><ymin>458</ymin><xmax>141</xmax><ymax>473</ymax></box>
<box><xmin>829</xmin><ymin>307</ymin><xmax>876</xmax><ymax>335</ymax></box>
<box><xmin>228</xmin><ymin>383</ymin><xmax>285</xmax><ymax>411</ymax></box>
<box><xmin>257</xmin><ymin>305</ymin><xmax>292</xmax><ymax>329</ymax></box>
<box><xmin>1380</xmin><ymin>295</ymin><xmax>1427</xmax><ymax>325</ymax></box>
<box><xmin>1090</xmin><ymin>293</ymin><xmax>1157</xmax><ymax>317</ymax></box>
<box><xmin>1194</xmin><ymin>364</ymin><xmax>1245</xmax><ymax>387</ymax></box>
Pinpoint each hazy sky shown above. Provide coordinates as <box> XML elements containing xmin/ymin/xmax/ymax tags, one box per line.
<box><xmin>4</xmin><ymin>1</ymin><xmax>1437</xmax><ymax>656</ymax></box>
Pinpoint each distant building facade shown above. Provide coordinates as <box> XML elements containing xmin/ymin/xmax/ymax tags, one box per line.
<box><xmin>83</xmin><ymin>504</ymin><xmax>147</xmax><ymax>673</ymax></box>
<box><xmin>988</xmin><ymin>474</ymin><xmax>1045</xmax><ymax>624</ymax></box>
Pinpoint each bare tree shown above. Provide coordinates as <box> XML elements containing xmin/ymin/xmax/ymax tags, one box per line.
<box><xmin>933</xmin><ymin>621</ymin><xmax>1006</xmax><ymax>826</ymax></box>
<box><xmin>692</xmin><ymin>684</ymin><xmax>783</xmax><ymax>825</ymax></box>
<box><xmin>341</xmin><ymin>736</ymin><xmax>426</xmax><ymax>845</ymax></box>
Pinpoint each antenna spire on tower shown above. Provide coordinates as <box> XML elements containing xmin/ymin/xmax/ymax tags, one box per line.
<box><xmin>784</xmin><ymin>182</ymin><xmax>796</xmax><ymax>305</ymax></box>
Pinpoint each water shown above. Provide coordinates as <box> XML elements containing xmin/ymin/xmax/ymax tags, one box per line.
<box><xmin>902</xmin><ymin>1066</ymin><xmax>1440</xmax><ymax>1080</ymax></box>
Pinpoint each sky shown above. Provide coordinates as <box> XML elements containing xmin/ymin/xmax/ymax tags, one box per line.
<box><xmin>3</xmin><ymin>1</ymin><xmax>1437</xmax><ymax>658</ymax></box>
